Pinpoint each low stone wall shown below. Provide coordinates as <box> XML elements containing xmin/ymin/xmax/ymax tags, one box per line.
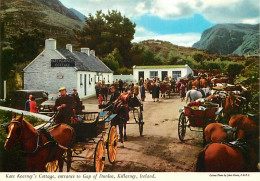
<box><xmin>0</xmin><ymin>106</ymin><xmax>51</xmax><ymax>122</ymax></box>
<box><xmin>113</xmin><ymin>74</ymin><xmax>133</xmax><ymax>83</ymax></box>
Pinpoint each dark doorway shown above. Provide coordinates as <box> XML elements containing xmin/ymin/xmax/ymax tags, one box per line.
<box><xmin>84</xmin><ymin>74</ymin><xmax>87</xmax><ymax>96</ymax></box>
<box><xmin>162</xmin><ymin>71</ymin><xmax>168</xmax><ymax>80</ymax></box>
<box><xmin>138</xmin><ymin>71</ymin><xmax>144</xmax><ymax>81</ymax></box>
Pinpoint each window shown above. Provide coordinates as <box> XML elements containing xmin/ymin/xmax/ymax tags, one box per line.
<box><xmin>172</xmin><ymin>71</ymin><xmax>181</xmax><ymax>80</ymax></box>
<box><xmin>108</xmin><ymin>75</ymin><xmax>110</xmax><ymax>83</ymax></box>
<box><xmin>89</xmin><ymin>74</ymin><xmax>91</xmax><ymax>84</ymax></box>
<box><xmin>150</xmin><ymin>71</ymin><xmax>158</xmax><ymax>79</ymax></box>
<box><xmin>80</xmin><ymin>74</ymin><xmax>82</xmax><ymax>86</ymax></box>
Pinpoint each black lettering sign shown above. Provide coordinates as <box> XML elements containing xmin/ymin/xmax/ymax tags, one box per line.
<box><xmin>51</xmin><ymin>59</ymin><xmax>75</xmax><ymax>67</ymax></box>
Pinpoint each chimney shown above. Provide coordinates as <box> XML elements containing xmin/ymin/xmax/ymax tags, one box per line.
<box><xmin>45</xmin><ymin>38</ymin><xmax>56</xmax><ymax>50</ymax></box>
<box><xmin>66</xmin><ymin>44</ymin><xmax>72</xmax><ymax>52</ymax></box>
<box><xmin>90</xmin><ymin>50</ymin><xmax>95</xmax><ymax>56</ymax></box>
<box><xmin>81</xmin><ymin>48</ymin><xmax>90</xmax><ymax>56</ymax></box>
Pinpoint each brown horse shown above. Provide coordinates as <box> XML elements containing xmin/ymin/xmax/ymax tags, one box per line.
<box><xmin>192</xmin><ymin>79</ymin><xmax>200</xmax><ymax>89</ymax></box>
<box><xmin>4</xmin><ymin>114</ymin><xmax>75</xmax><ymax>172</ymax></box>
<box><xmin>223</xmin><ymin>94</ymin><xmax>236</xmax><ymax>118</ymax></box>
<box><xmin>229</xmin><ymin>114</ymin><xmax>259</xmax><ymax>150</ymax></box>
<box><xmin>199</xmin><ymin>114</ymin><xmax>259</xmax><ymax>172</ymax></box>
<box><xmin>204</xmin><ymin>114</ymin><xmax>258</xmax><ymax>144</ymax></box>
<box><xmin>196</xmin><ymin>142</ymin><xmax>258</xmax><ymax>172</ymax></box>
<box><xmin>199</xmin><ymin>78</ymin><xmax>208</xmax><ymax>88</ymax></box>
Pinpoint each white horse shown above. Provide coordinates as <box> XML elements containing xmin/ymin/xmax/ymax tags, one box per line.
<box><xmin>185</xmin><ymin>88</ymin><xmax>211</xmax><ymax>103</ymax></box>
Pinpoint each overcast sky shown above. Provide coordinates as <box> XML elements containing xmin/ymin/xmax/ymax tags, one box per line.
<box><xmin>60</xmin><ymin>0</ymin><xmax>259</xmax><ymax>47</ymax></box>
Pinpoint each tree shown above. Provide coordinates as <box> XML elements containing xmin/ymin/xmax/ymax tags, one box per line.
<box><xmin>102</xmin><ymin>49</ymin><xmax>121</xmax><ymax>71</ymax></box>
<box><xmin>10</xmin><ymin>29</ymin><xmax>45</xmax><ymax>63</ymax></box>
<box><xmin>166</xmin><ymin>51</ymin><xmax>182</xmax><ymax>64</ymax></box>
<box><xmin>74</xmin><ymin>10</ymin><xmax>136</xmax><ymax>67</ymax></box>
<box><xmin>192</xmin><ymin>51</ymin><xmax>204</xmax><ymax>62</ymax></box>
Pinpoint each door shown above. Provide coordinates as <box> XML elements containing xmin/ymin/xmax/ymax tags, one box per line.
<box><xmin>138</xmin><ymin>71</ymin><xmax>144</xmax><ymax>81</ymax></box>
<box><xmin>84</xmin><ymin>74</ymin><xmax>87</xmax><ymax>96</ymax></box>
<box><xmin>162</xmin><ymin>71</ymin><xmax>168</xmax><ymax>80</ymax></box>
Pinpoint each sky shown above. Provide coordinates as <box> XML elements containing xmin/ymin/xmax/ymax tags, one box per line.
<box><xmin>60</xmin><ymin>0</ymin><xmax>259</xmax><ymax>47</ymax></box>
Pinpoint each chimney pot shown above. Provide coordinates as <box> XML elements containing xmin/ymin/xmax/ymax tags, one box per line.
<box><xmin>90</xmin><ymin>50</ymin><xmax>95</xmax><ymax>56</ymax></box>
<box><xmin>81</xmin><ymin>48</ymin><xmax>90</xmax><ymax>56</ymax></box>
<box><xmin>45</xmin><ymin>38</ymin><xmax>56</xmax><ymax>50</ymax></box>
<box><xmin>66</xmin><ymin>44</ymin><xmax>72</xmax><ymax>52</ymax></box>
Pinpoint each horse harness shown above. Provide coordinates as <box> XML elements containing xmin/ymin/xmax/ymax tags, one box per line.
<box><xmin>8</xmin><ymin>120</ymin><xmax>64</xmax><ymax>163</ymax></box>
<box><xmin>222</xmin><ymin>125</ymin><xmax>238</xmax><ymax>142</ymax></box>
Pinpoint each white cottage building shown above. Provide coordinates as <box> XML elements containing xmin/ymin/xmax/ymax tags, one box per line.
<box><xmin>133</xmin><ymin>65</ymin><xmax>193</xmax><ymax>82</ymax></box>
<box><xmin>23</xmin><ymin>38</ymin><xmax>113</xmax><ymax>98</ymax></box>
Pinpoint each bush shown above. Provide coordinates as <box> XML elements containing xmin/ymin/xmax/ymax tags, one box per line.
<box><xmin>115</xmin><ymin>67</ymin><xmax>133</xmax><ymax>75</ymax></box>
<box><xmin>226</xmin><ymin>63</ymin><xmax>245</xmax><ymax>76</ymax></box>
<box><xmin>192</xmin><ymin>51</ymin><xmax>204</xmax><ymax>62</ymax></box>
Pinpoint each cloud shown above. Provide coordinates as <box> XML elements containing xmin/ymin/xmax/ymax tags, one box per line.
<box><xmin>61</xmin><ymin>0</ymin><xmax>259</xmax><ymax>24</ymax></box>
<box><xmin>134</xmin><ymin>26</ymin><xmax>201</xmax><ymax>47</ymax></box>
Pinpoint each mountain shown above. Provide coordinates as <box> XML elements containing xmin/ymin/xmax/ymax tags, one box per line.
<box><xmin>70</xmin><ymin>8</ymin><xmax>86</xmax><ymax>23</ymax></box>
<box><xmin>1</xmin><ymin>0</ymin><xmax>84</xmax><ymax>46</ymax></box>
<box><xmin>192</xmin><ymin>24</ymin><xmax>260</xmax><ymax>56</ymax></box>
<box><xmin>37</xmin><ymin>0</ymin><xmax>80</xmax><ymax>21</ymax></box>
<box><xmin>138</xmin><ymin>40</ymin><xmax>246</xmax><ymax>62</ymax></box>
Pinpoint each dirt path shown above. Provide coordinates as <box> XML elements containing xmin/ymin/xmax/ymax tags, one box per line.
<box><xmin>70</xmin><ymin>92</ymin><xmax>204</xmax><ymax>172</ymax></box>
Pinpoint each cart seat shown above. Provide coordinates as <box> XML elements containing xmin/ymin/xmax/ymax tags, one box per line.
<box><xmin>184</xmin><ymin>106</ymin><xmax>218</xmax><ymax>127</ymax></box>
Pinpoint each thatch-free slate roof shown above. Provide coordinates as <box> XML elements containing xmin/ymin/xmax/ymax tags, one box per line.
<box><xmin>58</xmin><ymin>49</ymin><xmax>112</xmax><ymax>73</ymax></box>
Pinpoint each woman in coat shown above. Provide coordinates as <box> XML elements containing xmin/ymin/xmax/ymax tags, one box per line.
<box><xmin>140</xmin><ymin>83</ymin><xmax>146</xmax><ymax>101</ymax></box>
<box><xmin>151</xmin><ymin>82</ymin><xmax>157</xmax><ymax>102</ymax></box>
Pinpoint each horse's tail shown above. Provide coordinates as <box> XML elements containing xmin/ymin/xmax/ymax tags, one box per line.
<box><xmin>185</xmin><ymin>91</ymin><xmax>190</xmax><ymax>104</ymax></box>
<box><xmin>196</xmin><ymin>149</ymin><xmax>206</xmax><ymax>172</ymax></box>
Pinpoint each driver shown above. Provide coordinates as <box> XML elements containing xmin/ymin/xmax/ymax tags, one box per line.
<box><xmin>54</xmin><ymin>87</ymin><xmax>74</xmax><ymax>124</ymax></box>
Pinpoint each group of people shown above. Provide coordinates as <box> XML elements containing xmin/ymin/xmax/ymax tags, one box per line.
<box><xmin>25</xmin><ymin>95</ymin><xmax>37</xmax><ymax>113</ymax></box>
<box><xmin>25</xmin><ymin>87</ymin><xmax>81</xmax><ymax>124</ymax></box>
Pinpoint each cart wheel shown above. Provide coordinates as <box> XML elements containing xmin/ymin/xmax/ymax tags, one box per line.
<box><xmin>45</xmin><ymin>160</ymin><xmax>58</xmax><ymax>172</ymax></box>
<box><xmin>178</xmin><ymin>112</ymin><xmax>186</xmax><ymax>142</ymax></box>
<box><xmin>138</xmin><ymin>111</ymin><xmax>144</xmax><ymax>136</ymax></box>
<box><xmin>107</xmin><ymin>126</ymin><xmax>118</xmax><ymax>163</ymax></box>
<box><xmin>94</xmin><ymin>140</ymin><xmax>105</xmax><ymax>172</ymax></box>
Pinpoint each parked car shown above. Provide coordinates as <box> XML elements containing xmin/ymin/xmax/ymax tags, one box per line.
<box><xmin>11</xmin><ymin>90</ymin><xmax>48</xmax><ymax>110</ymax></box>
<box><xmin>38</xmin><ymin>93</ymin><xmax>59</xmax><ymax>115</ymax></box>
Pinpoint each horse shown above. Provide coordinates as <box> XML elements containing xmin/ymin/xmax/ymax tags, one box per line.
<box><xmin>223</xmin><ymin>94</ymin><xmax>236</xmax><ymax>119</ymax></box>
<box><xmin>192</xmin><ymin>79</ymin><xmax>200</xmax><ymax>89</ymax></box>
<box><xmin>199</xmin><ymin>114</ymin><xmax>259</xmax><ymax>172</ymax></box>
<box><xmin>204</xmin><ymin>115</ymin><xmax>258</xmax><ymax>144</ymax></box>
<box><xmin>4</xmin><ymin>114</ymin><xmax>75</xmax><ymax>172</ymax></box>
<box><xmin>196</xmin><ymin>141</ymin><xmax>258</xmax><ymax>172</ymax></box>
<box><xmin>185</xmin><ymin>88</ymin><xmax>210</xmax><ymax>103</ymax></box>
<box><xmin>211</xmin><ymin>78</ymin><xmax>230</xmax><ymax>86</ymax></box>
<box><xmin>112</xmin><ymin>92</ymin><xmax>130</xmax><ymax>143</ymax></box>
<box><xmin>199</xmin><ymin>78</ymin><xmax>208</xmax><ymax>88</ymax></box>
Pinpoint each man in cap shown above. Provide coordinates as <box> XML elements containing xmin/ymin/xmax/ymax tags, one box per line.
<box><xmin>54</xmin><ymin>87</ymin><xmax>74</xmax><ymax>124</ymax></box>
<box><xmin>71</xmin><ymin>88</ymin><xmax>81</xmax><ymax>114</ymax></box>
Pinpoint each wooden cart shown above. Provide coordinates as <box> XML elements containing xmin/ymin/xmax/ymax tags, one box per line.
<box><xmin>45</xmin><ymin>111</ymin><xmax>118</xmax><ymax>172</ymax></box>
<box><xmin>178</xmin><ymin>103</ymin><xmax>222</xmax><ymax>144</ymax></box>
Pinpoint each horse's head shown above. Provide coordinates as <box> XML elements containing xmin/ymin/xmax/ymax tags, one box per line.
<box><xmin>4</xmin><ymin>113</ymin><xmax>24</xmax><ymax>151</ymax></box>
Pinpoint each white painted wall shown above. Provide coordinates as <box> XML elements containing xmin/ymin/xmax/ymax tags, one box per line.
<box><xmin>24</xmin><ymin>48</ymin><xmax>77</xmax><ymax>95</ymax></box>
<box><xmin>133</xmin><ymin>65</ymin><xmax>193</xmax><ymax>83</ymax></box>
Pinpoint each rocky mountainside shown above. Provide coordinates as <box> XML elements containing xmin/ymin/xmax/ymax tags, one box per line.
<box><xmin>37</xmin><ymin>0</ymin><xmax>80</xmax><ymax>21</ymax></box>
<box><xmin>70</xmin><ymin>8</ymin><xmax>86</xmax><ymax>23</ymax></box>
<box><xmin>193</xmin><ymin>24</ymin><xmax>260</xmax><ymax>55</ymax></box>
<box><xmin>1</xmin><ymin>0</ymin><xmax>84</xmax><ymax>46</ymax></box>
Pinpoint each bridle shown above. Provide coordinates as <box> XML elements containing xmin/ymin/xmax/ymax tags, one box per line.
<box><xmin>6</xmin><ymin>119</ymin><xmax>41</xmax><ymax>155</ymax></box>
